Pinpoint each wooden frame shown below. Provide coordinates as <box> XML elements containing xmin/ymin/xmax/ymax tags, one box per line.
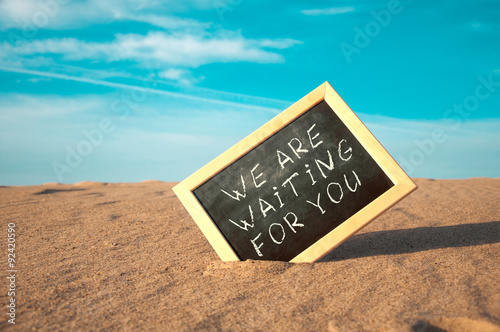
<box><xmin>173</xmin><ymin>82</ymin><xmax>417</xmax><ymax>263</ymax></box>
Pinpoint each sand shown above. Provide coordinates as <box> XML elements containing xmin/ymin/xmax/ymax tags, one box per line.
<box><xmin>1</xmin><ymin>178</ymin><xmax>499</xmax><ymax>331</ymax></box>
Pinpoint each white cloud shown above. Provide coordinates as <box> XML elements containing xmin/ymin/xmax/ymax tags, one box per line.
<box><xmin>0</xmin><ymin>0</ymin><xmax>301</xmax><ymax>87</ymax></box>
<box><xmin>159</xmin><ymin>68</ymin><xmax>187</xmax><ymax>80</ymax></box>
<box><xmin>0</xmin><ymin>0</ymin><xmax>40</xmax><ymax>24</ymax></box>
<box><xmin>3</xmin><ymin>31</ymin><xmax>300</xmax><ymax>67</ymax></box>
<box><xmin>0</xmin><ymin>0</ymin><xmax>216</xmax><ymax>30</ymax></box>
<box><xmin>158</xmin><ymin>68</ymin><xmax>202</xmax><ymax>85</ymax></box>
<box><xmin>302</xmin><ymin>7</ymin><xmax>355</xmax><ymax>16</ymax></box>
<box><xmin>258</xmin><ymin>38</ymin><xmax>303</xmax><ymax>49</ymax></box>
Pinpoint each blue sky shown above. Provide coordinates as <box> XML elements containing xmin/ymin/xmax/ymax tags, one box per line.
<box><xmin>0</xmin><ymin>0</ymin><xmax>499</xmax><ymax>185</ymax></box>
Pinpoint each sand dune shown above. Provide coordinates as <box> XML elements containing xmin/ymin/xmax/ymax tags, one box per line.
<box><xmin>1</xmin><ymin>178</ymin><xmax>499</xmax><ymax>331</ymax></box>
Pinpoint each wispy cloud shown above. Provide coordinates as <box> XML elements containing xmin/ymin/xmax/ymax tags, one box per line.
<box><xmin>2</xmin><ymin>31</ymin><xmax>301</xmax><ymax>67</ymax></box>
<box><xmin>0</xmin><ymin>0</ymin><xmax>214</xmax><ymax>30</ymax></box>
<box><xmin>0</xmin><ymin>93</ymin><xmax>108</xmax><ymax>123</ymax></box>
<box><xmin>0</xmin><ymin>92</ymin><xmax>276</xmax><ymax>184</ymax></box>
<box><xmin>301</xmin><ymin>7</ymin><xmax>355</xmax><ymax>16</ymax></box>
<box><xmin>0</xmin><ymin>66</ymin><xmax>287</xmax><ymax>113</ymax></box>
<box><xmin>2</xmin><ymin>96</ymin><xmax>498</xmax><ymax>184</ymax></box>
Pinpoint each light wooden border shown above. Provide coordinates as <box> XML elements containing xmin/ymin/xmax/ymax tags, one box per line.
<box><xmin>173</xmin><ymin>82</ymin><xmax>417</xmax><ymax>263</ymax></box>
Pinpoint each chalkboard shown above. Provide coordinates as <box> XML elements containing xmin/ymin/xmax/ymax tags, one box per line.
<box><xmin>173</xmin><ymin>82</ymin><xmax>416</xmax><ymax>262</ymax></box>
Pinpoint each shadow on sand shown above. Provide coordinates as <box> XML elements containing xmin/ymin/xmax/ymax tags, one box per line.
<box><xmin>33</xmin><ymin>188</ymin><xmax>85</xmax><ymax>195</ymax></box>
<box><xmin>320</xmin><ymin>221</ymin><xmax>500</xmax><ymax>262</ymax></box>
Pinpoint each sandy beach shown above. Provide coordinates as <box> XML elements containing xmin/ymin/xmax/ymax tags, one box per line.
<box><xmin>1</xmin><ymin>178</ymin><xmax>499</xmax><ymax>331</ymax></box>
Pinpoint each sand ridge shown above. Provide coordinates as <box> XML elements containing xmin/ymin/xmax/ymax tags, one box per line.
<box><xmin>0</xmin><ymin>178</ymin><xmax>499</xmax><ymax>331</ymax></box>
